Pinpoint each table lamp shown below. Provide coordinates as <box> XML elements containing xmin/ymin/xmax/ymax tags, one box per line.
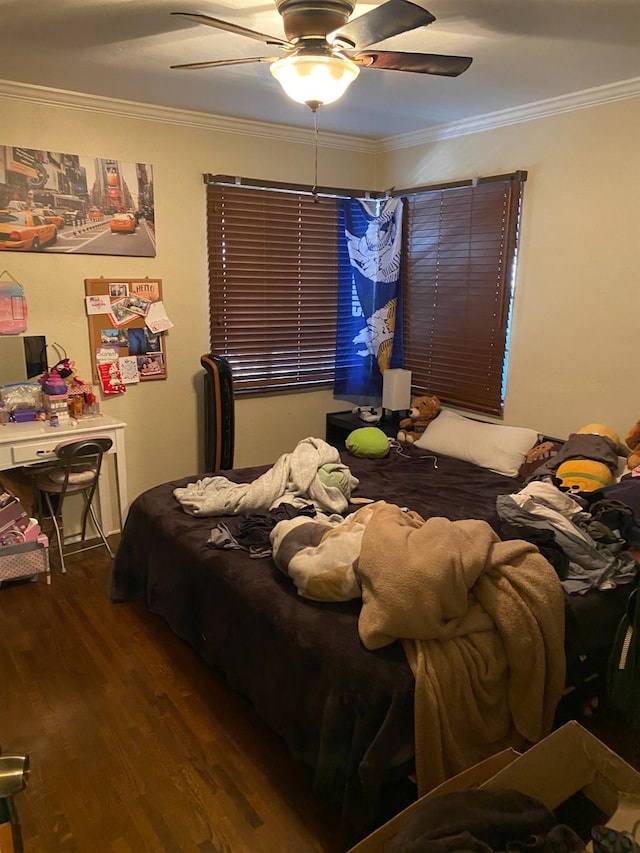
<box><xmin>382</xmin><ymin>369</ymin><xmax>412</xmax><ymax>425</ymax></box>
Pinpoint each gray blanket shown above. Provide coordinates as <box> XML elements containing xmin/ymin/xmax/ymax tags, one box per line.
<box><xmin>173</xmin><ymin>436</ymin><xmax>358</xmax><ymax>517</ymax></box>
<box><xmin>497</xmin><ymin>480</ymin><xmax>637</xmax><ymax>594</ymax></box>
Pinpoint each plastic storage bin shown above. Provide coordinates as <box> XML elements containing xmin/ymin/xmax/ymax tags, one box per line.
<box><xmin>0</xmin><ymin>537</ymin><xmax>50</xmax><ymax>587</ymax></box>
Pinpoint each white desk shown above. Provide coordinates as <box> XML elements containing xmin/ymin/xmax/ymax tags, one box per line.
<box><xmin>0</xmin><ymin>414</ymin><xmax>127</xmax><ymax>535</ymax></box>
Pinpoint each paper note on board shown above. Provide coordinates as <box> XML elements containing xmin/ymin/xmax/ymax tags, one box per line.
<box><xmin>85</xmin><ymin>294</ymin><xmax>111</xmax><ymax>315</ymax></box>
<box><xmin>96</xmin><ymin>346</ymin><xmax>121</xmax><ymax>365</ymax></box>
<box><xmin>145</xmin><ymin>301</ymin><xmax>174</xmax><ymax>333</ymax></box>
<box><xmin>130</xmin><ymin>280</ymin><xmax>161</xmax><ymax>302</ymax></box>
<box><xmin>119</xmin><ymin>355</ymin><xmax>140</xmax><ymax>384</ymax></box>
<box><xmin>98</xmin><ymin>361</ymin><xmax>126</xmax><ymax>396</ymax></box>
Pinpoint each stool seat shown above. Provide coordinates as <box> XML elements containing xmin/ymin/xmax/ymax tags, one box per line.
<box><xmin>35</xmin><ymin>437</ymin><xmax>114</xmax><ymax>572</ymax></box>
<box><xmin>36</xmin><ymin>465</ymin><xmax>96</xmax><ymax>489</ymax></box>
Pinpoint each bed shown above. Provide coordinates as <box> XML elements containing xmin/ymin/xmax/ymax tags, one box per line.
<box><xmin>111</xmin><ymin>438</ymin><xmax>636</xmax><ymax>845</ymax></box>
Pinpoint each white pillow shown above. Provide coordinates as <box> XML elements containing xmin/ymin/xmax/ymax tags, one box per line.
<box><xmin>415</xmin><ymin>409</ymin><xmax>540</xmax><ymax>477</ymax></box>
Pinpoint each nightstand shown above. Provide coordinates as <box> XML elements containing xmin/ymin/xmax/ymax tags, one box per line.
<box><xmin>325</xmin><ymin>411</ymin><xmax>401</xmax><ymax>449</ymax></box>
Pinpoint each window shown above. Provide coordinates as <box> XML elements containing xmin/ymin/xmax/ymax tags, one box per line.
<box><xmin>400</xmin><ymin>173</ymin><xmax>525</xmax><ymax>417</ymax></box>
<box><xmin>206</xmin><ymin>172</ymin><xmax>525</xmax><ymax>410</ymax></box>
<box><xmin>207</xmin><ymin>183</ymin><xmax>339</xmax><ymax>393</ymax></box>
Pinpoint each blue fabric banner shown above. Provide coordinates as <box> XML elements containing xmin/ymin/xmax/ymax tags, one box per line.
<box><xmin>334</xmin><ymin>197</ymin><xmax>404</xmax><ymax>404</ymax></box>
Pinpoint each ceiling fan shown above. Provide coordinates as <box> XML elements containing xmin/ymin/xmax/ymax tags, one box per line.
<box><xmin>170</xmin><ymin>0</ymin><xmax>473</xmax><ymax>110</ymax></box>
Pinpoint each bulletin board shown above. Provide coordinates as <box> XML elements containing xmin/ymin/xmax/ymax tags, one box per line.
<box><xmin>84</xmin><ymin>277</ymin><xmax>168</xmax><ymax>386</ymax></box>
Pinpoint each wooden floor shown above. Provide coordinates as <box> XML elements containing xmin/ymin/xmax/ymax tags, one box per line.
<box><xmin>0</xmin><ymin>541</ymin><xmax>343</xmax><ymax>853</ymax></box>
<box><xmin>1</xmin><ymin>542</ymin><xmax>639</xmax><ymax>853</ymax></box>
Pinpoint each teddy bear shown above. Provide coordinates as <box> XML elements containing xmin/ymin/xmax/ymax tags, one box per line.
<box><xmin>397</xmin><ymin>395</ymin><xmax>441</xmax><ymax>443</ymax></box>
<box><xmin>624</xmin><ymin>420</ymin><xmax>640</xmax><ymax>472</ymax></box>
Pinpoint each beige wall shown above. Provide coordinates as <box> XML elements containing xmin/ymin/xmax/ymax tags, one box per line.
<box><xmin>0</xmin><ymin>95</ymin><xmax>374</xmax><ymax>512</ymax></box>
<box><xmin>4</xmin><ymin>90</ymin><xmax>639</xmax><ymax>519</ymax></box>
<box><xmin>377</xmin><ymin>97</ymin><xmax>640</xmax><ymax>444</ymax></box>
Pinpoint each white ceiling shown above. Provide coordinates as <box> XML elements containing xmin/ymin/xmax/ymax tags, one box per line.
<box><xmin>1</xmin><ymin>0</ymin><xmax>639</xmax><ymax>139</ymax></box>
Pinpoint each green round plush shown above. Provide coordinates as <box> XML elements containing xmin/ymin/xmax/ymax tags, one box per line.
<box><xmin>345</xmin><ymin>427</ymin><xmax>390</xmax><ymax>459</ymax></box>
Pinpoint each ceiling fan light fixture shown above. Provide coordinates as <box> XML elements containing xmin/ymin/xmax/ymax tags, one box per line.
<box><xmin>270</xmin><ymin>53</ymin><xmax>359</xmax><ymax>108</ymax></box>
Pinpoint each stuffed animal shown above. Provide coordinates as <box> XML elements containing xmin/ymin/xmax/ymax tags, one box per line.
<box><xmin>555</xmin><ymin>423</ymin><xmax>621</xmax><ymax>493</ymax></box>
<box><xmin>556</xmin><ymin>459</ymin><xmax>615</xmax><ymax>493</ymax></box>
<box><xmin>397</xmin><ymin>395</ymin><xmax>441</xmax><ymax>443</ymax></box>
<box><xmin>625</xmin><ymin>420</ymin><xmax>640</xmax><ymax>472</ymax></box>
<box><xmin>38</xmin><ymin>366</ymin><xmax>68</xmax><ymax>396</ymax></box>
<box><xmin>53</xmin><ymin>358</ymin><xmax>76</xmax><ymax>382</ymax></box>
<box><xmin>575</xmin><ymin>422</ymin><xmax>621</xmax><ymax>450</ymax></box>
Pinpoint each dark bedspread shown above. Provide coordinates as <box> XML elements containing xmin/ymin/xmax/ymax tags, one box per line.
<box><xmin>110</xmin><ymin>444</ymin><xmax>633</xmax><ymax>844</ymax></box>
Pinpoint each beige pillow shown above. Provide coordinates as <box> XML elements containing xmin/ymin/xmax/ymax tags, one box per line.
<box><xmin>415</xmin><ymin>409</ymin><xmax>540</xmax><ymax>477</ymax></box>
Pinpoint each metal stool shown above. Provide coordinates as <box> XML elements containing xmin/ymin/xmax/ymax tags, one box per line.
<box><xmin>34</xmin><ymin>437</ymin><xmax>114</xmax><ymax>572</ymax></box>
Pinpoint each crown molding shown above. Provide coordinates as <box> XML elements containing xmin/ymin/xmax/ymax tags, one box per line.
<box><xmin>0</xmin><ymin>78</ymin><xmax>377</xmax><ymax>154</ymax></box>
<box><xmin>377</xmin><ymin>77</ymin><xmax>640</xmax><ymax>152</ymax></box>
<box><xmin>2</xmin><ymin>75</ymin><xmax>638</xmax><ymax>156</ymax></box>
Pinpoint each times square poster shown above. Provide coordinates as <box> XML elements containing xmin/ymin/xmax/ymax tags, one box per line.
<box><xmin>0</xmin><ymin>146</ymin><xmax>155</xmax><ymax>256</ymax></box>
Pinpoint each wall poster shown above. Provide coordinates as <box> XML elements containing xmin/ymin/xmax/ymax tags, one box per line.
<box><xmin>0</xmin><ymin>146</ymin><xmax>155</xmax><ymax>256</ymax></box>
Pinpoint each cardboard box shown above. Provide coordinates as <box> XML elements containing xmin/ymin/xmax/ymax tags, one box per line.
<box><xmin>347</xmin><ymin>749</ymin><xmax>521</xmax><ymax>853</ymax></box>
<box><xmin>348</xmin><ymin>722</ymin><xmax>640</xmax><ymax>853</ymax></box>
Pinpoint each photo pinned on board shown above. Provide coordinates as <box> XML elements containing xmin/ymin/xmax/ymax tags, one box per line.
<box><xmin>109</xmin><ymin>298</ymin><xmax>137</xmax><ymax>327</ymax></box>
<box><xmin>124</xmin><ymin>294</ymin><xmax>151</xmax><ymax>317</ymax></box>
<box><xmin>109</xmin><ymin>282</ymin><xmax>129</xmax><ymax>299</ymax></box>
<box><xmin>137</xmin><ymin>352</ymin><xmax>166</xmax><ymax>378</ymax></box>
<box><xmin>127</xmin><ymin>327</ymin><xmax>147</xmax><ymax>356</ymax></box>
<box><xmin>145</xmin><ymin>329</ymin><xmax>161</xmax><ymax>353</ymax></box>
<box><xmin>100</xmin><ymin>328</ymin><xmax>128</xmax><ymax>346</ymax></box>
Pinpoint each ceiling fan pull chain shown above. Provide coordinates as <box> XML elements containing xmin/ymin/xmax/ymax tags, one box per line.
<box><xmin>312</xmin><ymin>110</ymin><xmax>320</xmax><ymax>204</ymax></box>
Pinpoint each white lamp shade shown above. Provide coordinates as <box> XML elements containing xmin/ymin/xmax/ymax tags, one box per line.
<box><xmin>382</xmin><ymin>369</ymin><xmax>412</xmax><ymax>411</ymax></box>
<box><xmin>270</xmin><ymin>54</ymin><xmax>360</xmax><ymax>107</ymax></box>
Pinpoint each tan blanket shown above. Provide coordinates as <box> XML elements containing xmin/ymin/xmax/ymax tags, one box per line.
<box><xmin>357</xmin><ymin>502</ymin><xmax>566</xmax><ymax>795</ymax></box>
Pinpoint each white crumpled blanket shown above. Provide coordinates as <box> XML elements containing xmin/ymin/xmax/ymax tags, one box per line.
<box><xmin>173</xmin><ymin>436</ymin><xmax>358</xmax><ymax>517</ymax></box>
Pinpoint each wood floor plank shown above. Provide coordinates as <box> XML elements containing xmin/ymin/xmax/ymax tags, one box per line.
<box><xmin>0</xmin><ymin>542</ymin><xmax>343</xmax><ymax>852</ymax></box>
<box><xmin>3</xmin><ymin>535</ymin><xmax>640</xmax><ymax>851</ymax></box>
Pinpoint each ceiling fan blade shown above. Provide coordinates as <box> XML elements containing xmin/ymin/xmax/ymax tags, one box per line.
<box><xmin>353</xmin><ymin>50</ymin><xmax>472</xmax><ymax>76</ymax></box>
<box><xmin>331</xmin><ymin>0</ymin><xmax>435</xmax><ymax>49</ymax></box>
<box><xmin>171</xmin><ymin>56</ymin><xmax>278</xmax><ymax>70</ymax></box>
<box><xmin>170</xmin><ymin>11</ymin><xmax>291</xmax><ymax>48</ymax></box>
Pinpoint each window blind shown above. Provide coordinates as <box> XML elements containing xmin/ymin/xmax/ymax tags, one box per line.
<box><xmin>402</xmin><ymin>174</ymin><xmax>524</xmax><ymax>416</ymax></box>
<box><xmin>207</xmin><ymin>184</ymin><xmax>339</xmax><ymax>393</ymax></box>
